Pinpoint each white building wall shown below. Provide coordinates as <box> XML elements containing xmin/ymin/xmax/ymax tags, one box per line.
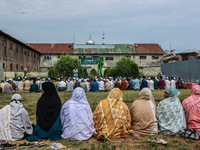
<box><xmin>39</xmin><ymin>54</ymin><xmax>163</xmax><ymax>77</ymax></box>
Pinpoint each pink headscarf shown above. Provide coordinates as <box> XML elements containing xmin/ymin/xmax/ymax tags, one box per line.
<box><xmin>191</xmin><ymin>85</ymin><xmax>200</xmax><ymax>95</ymax></box>
<box><xmin>182</xmin><ymin>85</ymin><xmax>200</xmax><ymax>132</ymax></box>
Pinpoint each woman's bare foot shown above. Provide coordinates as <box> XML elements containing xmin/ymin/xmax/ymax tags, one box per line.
<box><xmin>130</xmin><ymin>131</ymin><xmax>142</xmax><ymax>139</ymax></box>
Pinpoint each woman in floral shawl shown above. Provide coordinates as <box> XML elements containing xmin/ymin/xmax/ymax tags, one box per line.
<box><xmin>157</xmin><ymin>87</ymin><xmax>187</xmax><ymax>135</ymax></box>
<box><xmin>93</xmin><ymin>88</ymin><xmax>131</xmax><ymax>138</ymax></box>
<box><xmin>182</xmin><ymin>85</ymin><xmax>200</xmax><ymax>133</ymax></box>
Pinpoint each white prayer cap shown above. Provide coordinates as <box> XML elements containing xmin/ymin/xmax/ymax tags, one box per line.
<box><xmin>9</xmin><ymin>78</ymin><xmax>13</xmax><ymax>81</ymax></box>
<box><xmin>48</xmin><ymin>78</ymin><xmax>51</xmax><ymax>80</ymax></box>
<box><xmin>12</xmin><ymin>94</ymin><xmax>22</xmax><ymax>100</ymax></box>
<box><xmin>18</xmin><ymin>77</ymin><xmax>20</xmax><ymax>79</ymax></box>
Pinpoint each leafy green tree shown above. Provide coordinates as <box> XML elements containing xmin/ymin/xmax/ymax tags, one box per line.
<box><xmin>104</xmin><ymin>68</ymin><xmax>110</xmax><ymax>77</ymax></box>
<box><xmin>104</xmin><ymin>68</ymin><xmax>117</xmax><ymax>77</ymax></box>
<box><xmin>48</xmin><ymin>66</ymin><xmax>60</xmax><ymax>77</ymax></box>
<box><xmin>53</xmin><ymin>55</ymin><xmax>84</xmax><ymax>77</ymax></box>
<box><xmin>90</xmin><ymin>68</ymin><xmax>97</xmax><ymax>76</ymax></box>
<box><xmin>115</xmin><ymin>57</ymin><xmax>139</xmax><ymax>77</ymax></box>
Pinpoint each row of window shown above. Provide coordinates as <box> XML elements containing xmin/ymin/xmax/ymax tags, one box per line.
<box><xmin>78</xmin><ymin>56</ymin><xmax>160</xmax><ymax>60</ymax></box>
<box><xmin>3</xmin><ymin>63</ymin><xmax>38</xmax><ymax>72</ymax></box>
<box><xmin>1</xmin><ymin>40</ymin><xmax>37</xmax><ymax>59</ymax></box>
<box><xmin>140</xmin><ymin>56</ymin><xmax>160</xmax><ymax>59</ymax></box>
<box><xmin>42</xmin><ymin>55</ymin><xmax>160</xmax><ymax>61</ymax></box>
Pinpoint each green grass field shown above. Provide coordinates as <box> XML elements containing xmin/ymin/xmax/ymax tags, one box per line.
<box><xmin>1</xmin><ymin>89</ymin><xmax>200</xmax><ymax>150</ymax></box>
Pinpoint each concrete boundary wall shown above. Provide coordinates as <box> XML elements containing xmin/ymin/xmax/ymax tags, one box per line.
<box><xmin>161</xmin><ymin>60</ymin><xmax>200</xmax><ymax>83</ymax></box>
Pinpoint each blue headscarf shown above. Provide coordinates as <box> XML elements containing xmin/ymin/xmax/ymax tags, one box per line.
<box><xmin>165</xmin><ymin>87</ymin><xmax>179</xmax><ymax>97</ymax></box>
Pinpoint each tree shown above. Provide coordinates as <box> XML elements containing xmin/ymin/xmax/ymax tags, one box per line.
<box><xmin>104</xmin><ymin>68</ymin><xmax>110</xmax><ymax>77</ymax></box>
<box><xmin>48</xmin><ymin>66</ymin><xmax>60</xmax><ymax>77</ymax></box>
<box><xmin>104</xmin><ymin>67</ymin><xmax>117</xmax><ymax>77</ymax></box>
<box><xmin>115</xmin><ymin>57</ymin><xmax>139</xmax><ymax>77</ymax></box>
<box><xmin>90</xmin><ymin>68</ymin><xmax>97</xmax><ymax>77</ymax></box>
<box><xmin>53</xmin><ymin>55</ymin><xmax>84</xmax><ymax>77</ymax></box>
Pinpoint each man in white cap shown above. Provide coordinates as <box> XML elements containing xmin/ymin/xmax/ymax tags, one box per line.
<box><xmin>23</xmin><ymin>78</ymin><xmax>31</xmax><ymax>91</ymax></box>
<box><xmin>170</xmin><ymin>77</ymin><xmax>176</xmax><ymax>88</ymax></box>
<box><xmin>58</xmin><ymin>78</ymin><xmax>67</xmax><ymax>91</ymax></box>
<box><xmin>17</xmin><ymin>78</ymin><xmax>24</xmax><ymax>91</ymax></box>
<box><xmin>0</xmin><ymin>94</ymin><xmax>33</xmax><ymax>141</ymax></box>
<box><xmin>67</xmin><ymin>78</ymin><xmax>73</xmax><ymax>92</ymax></box>
<box><xmin>4</xmin><ymin>79</ymin><xmax>15</xmax><ymax>93</ymax></box>
<box><xmin>165</xmin><ymin>77</ymin><xmax>171</xmax><ymax>89</ymax></box>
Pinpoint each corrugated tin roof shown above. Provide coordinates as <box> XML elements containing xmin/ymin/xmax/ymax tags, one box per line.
<box><xmin>134</xmin><ymin>43</ymin><xmax>164</xmax><ymax>54</ymax></box>
<box><xmin>73</xmin><ymin>44</ymin><xmax>115</xmax><ymax>49</ymax></box>
<box><xmin>74</xmin><ymin>44</ymin><xmax>135</xmax><ymax>54</ymax></box>
<box><xmin>26</xmin><ymin>43</ymin><xmax>74</xmax><ymax>54</ymax></box>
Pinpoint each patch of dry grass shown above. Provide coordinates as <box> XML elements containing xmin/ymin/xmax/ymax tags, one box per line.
<box><xmin>0</xmin><ymin>89</ymin><xmax>195</xmax><ymax>150</ymax></box>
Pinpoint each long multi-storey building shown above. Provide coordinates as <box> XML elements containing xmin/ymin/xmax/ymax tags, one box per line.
<box><xmin>0</xmin><ymin>30</ymin><xmax>40</xmax><ymax>80</ymax></box>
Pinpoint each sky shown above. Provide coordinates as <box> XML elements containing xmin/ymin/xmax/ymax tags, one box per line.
<box><xmin>0</xmin><ymin>0</ymin><xmax>200</xmax><ymax>52</ymax></box>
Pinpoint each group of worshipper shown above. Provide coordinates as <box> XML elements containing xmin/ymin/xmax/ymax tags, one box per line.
<box><xmin>0</xmin><ymin>75</ymin><xmax>184</xmax><ymax>94</ymax></box>
<box><xmin>0</xmin><ymin>80</ymin><xmax>200</xmax><ymax>142</ymax></box>
<box><xmin>0</xmin><ymin>77</ymin><xmax>40</xmax><ymax>93</ymax></box>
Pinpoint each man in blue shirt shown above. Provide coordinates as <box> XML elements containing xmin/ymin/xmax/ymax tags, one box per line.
<box><xmin>140</xmin><ymin>76</ymin><xmax>148</xmax><ymax>90</ymax></box>
<box><xmin>89</xmin><ymin>79</ymin><xmax>99</xmax><ymax>92</ymax></box>
<box><xmin>133</xmin><ymin>77</ymin><xmax>142</xmax><ymax>90</ymax></box>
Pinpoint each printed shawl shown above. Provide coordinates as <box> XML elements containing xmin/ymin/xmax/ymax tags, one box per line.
<box><xmin>93</xmin><ymin>88</ymin><xmax>131</xmax><ymax>138</ymax></box>
<box><xmin>182</xmin><ymin>85</ymin><xmax>200</xmax><ymax>132</ymax></box>
<box><xmin>157</xmin><ymin>87</ymin><xmax>187</xmax><ymax>135</ymax></box>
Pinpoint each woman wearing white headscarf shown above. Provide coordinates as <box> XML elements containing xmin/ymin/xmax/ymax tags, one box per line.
<box><xmin>60</xmin><ymin>87</ymin><xmax>95</xmax><ymax>140</ymax></box>
<box><xmin>0</xmin><ymin>94</ymin><xmax>33</xmax><ymax>141</ymax></box>
<box><xmin>130</xmin><ymin>88</ymin><xmax>158</xmax><ymax>137</ymax></box>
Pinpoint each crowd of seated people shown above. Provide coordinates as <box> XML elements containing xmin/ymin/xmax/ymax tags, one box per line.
<box><xmin>0</xmin><ymin>74</ymin><xmax>185</xmax><ymax>95</ymax></box>
<box><xmin>0</xmin><ymin>79</ymin><xmax>199</xmax><ymax>143</ymax></box>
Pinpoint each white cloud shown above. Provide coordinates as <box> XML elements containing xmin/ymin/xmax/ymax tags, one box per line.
<box><xmin>0</xmin><ymin>0</ymin><xmax>200</xmax><ymax>50</ymax></box>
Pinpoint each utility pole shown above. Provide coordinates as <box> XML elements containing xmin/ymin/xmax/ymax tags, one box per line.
<box><xmin>165</xmin><ymin>43</ymin><xmax>175</xmax><ymax>62</ymax></box>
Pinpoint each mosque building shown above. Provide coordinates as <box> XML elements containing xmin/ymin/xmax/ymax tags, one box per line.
<box><xmin>0</xmin><ymin>30</ymin><xmax>164</xmax><ymax>79</ymax></box>
<box><xmin>28</xmin><ymin>33</ymin><xmax>164</xmax><ymax>77</ymax></box>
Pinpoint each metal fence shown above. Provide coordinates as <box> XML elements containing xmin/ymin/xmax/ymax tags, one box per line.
<box><xmin>161</xmin><ymin>60</ymin><xmax>200</xmax><ymax>83</ymax></box>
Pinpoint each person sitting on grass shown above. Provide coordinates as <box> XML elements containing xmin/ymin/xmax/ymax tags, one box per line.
<box><xmin>182</xmin><ymin>85</ymin><xmax>200</xmax><ymax>135</ymax></box>
<box><xmin>120</xmin><ymin>78</ymin><xmax>127</xmax><ymax>90</ymax></box>
<box><xmin>157</xmin><ymin>87</ymin><xmax>187</xmax><ymax>135</ymax></box>
<box><xmin>0</xmin><ymin>94</ymin><xmax>33</xmax><ymax>141</ymax></box>
<box><xmin>89</xmin><ymin>79</ymin><xmax>99</xmax><ymax>92</ymax></box>
<box><xmin>60</xmin><ymin>87</ymin><xmax>96</xmax><ymax>140</ymax></box>
<box><xmin>93</xmin><ymin>88</ymin><xmax>131</xmax><ymax>139</ymax></box>
<box><xmin>130</xmin><ymin>88</ymin><xmax>158</xmax><ymax>138</ymax></box>
<box><xmin>26</xmin><ymin>82</ymin><xmax>62</xmax><ymax>141</ymax></box>
<box><xmin>29</xmin><ymin>79</ymin><xmax>40</xmax><ymax>93</ymax></box>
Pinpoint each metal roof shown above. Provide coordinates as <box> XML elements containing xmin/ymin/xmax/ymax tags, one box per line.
<box><xmin>74</xmin><ymin>44</ymin><xmax>135</xmax><ymax>54</ymax></box>
<box><xmin>74</xmin><ymin>44</ymin><xmax>115</xmax><ymax>49</ymax></box>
